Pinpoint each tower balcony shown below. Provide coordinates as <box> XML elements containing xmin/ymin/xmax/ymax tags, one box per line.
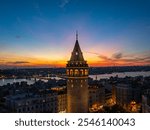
<box><xmin>66</xmin><ymin>61</ymin><xmax>88</xmax><ymax>67</ymax></box>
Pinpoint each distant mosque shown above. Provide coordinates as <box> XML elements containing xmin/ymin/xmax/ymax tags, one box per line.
<box><xmin>66</xmin><ymin>32</ymin><xmax>89</xmax><ymax>112</ymax></box>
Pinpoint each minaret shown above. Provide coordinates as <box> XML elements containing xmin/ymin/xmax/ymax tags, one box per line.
<box><xmin>66</xmin><ymin>32</ymin><xmax>89</xmax><ymax>113</ymax></box>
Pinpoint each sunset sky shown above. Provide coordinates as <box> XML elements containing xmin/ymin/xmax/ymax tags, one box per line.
<box><xmin>0</xmin><ymin>0</ymin><xmax>150</xmax><ymax>68</ymax></box>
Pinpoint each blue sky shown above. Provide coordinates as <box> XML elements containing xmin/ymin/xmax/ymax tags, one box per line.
<box><xmin>0</xmin><ymin>0</ymin><xmax>150</xmax><ymax>68</ymax></box>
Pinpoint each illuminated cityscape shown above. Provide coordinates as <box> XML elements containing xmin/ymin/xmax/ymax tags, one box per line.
<box><xmin>0</xmin><ymin>34</ymin><xmax>150</xmax><ymax>113</ymax></box>
<box><xmin>0</xmin><ymin>0</ymin><xmax>150</xmax><ymax>113</ymax></box>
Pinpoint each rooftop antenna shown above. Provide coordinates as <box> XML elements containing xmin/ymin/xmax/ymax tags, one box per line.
<box><xmin>76</xmin><ymin>30</ymin><xmax>78</xmax><ymax>40</ymax></box>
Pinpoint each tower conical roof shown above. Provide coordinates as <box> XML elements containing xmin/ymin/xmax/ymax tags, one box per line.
<box><xmin>70</xmin><ymin>34</ymin><xmax>84</xmax><ymax>61</ymax></box>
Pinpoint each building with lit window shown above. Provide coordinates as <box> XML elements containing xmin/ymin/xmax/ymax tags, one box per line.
<box><xmin>57</xmin><ymin>90</ymin><xmax>67</xmax><ymax>113</ymax></box>
<box><xmin>115</xmin><ymin>83</ymin><xmax>141</xmax><ymax>112</ymax></box>
<box><xmin>66</xmin><ymin>33</ymin><xmax>89</xmax><ymax>112</ymax></box>
<box><xmin>105</xmin><ymin>89</ymin><xmax>113</xmax><ymax>106</ymax></box>
<box><xmin>88</xmin><ymin>84</ymin><xmax>105</xmax><ymax>112</ymax></box>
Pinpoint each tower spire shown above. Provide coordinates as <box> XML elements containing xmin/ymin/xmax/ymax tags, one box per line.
<box><xmin>76</xmin><ymin>30</ymin><xmax>78</xmax><ymax>40</ymax></box>
<box><xmin>70</xmin><ymin>31</ymin><xmax>84</xmax><ymax>61</ymax></box>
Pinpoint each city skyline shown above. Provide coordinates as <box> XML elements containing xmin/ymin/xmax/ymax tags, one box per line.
<box><xmin>0</xmin><ymin>0</ymin><xmax>150</xmax><ymax>68</ymax></box>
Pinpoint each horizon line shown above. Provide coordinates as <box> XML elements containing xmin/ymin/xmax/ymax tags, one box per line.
<box><xmin>0</xmin><ymin>65</ymin><xmax>150</xmax><ymax>70</ymax></box>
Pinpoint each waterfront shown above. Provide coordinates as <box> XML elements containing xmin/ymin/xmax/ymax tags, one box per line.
<box><xmin>0</xmin><ymin>71</ymin><xmax>150</xmax><ymax>86</ymax></box>
<box><xmin>0</xmin><ymin>78</ymin><xmax>35</xmax><ymax>86</ymax></box>
<box><xmin>90</xmin><ymin>71</ymin><xmax>150</xmax><ymax>80</ymax></box>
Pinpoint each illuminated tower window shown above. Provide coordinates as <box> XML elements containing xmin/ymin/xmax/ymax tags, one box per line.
<box><xmin>75</xmin><ymin>69</ymin><xmax>79</xmax><ymax>76</ymax></box>
<box><xmin>85</xmin><ymin>69</ymin><xmax>88</xmax><ymax>75</ymax></box>
<box><xmin>70</xmin><ymin>69</ymin><xmax>73</xmax><ymax>75</ymax></box>
<box><xmin>80</xmin><ymin>69</ymin><xmax>84</xmax><ymax>75</ymax></box>
<box><xmin>66</xmin><ymin>69</ymin><xmax>69</xmax><ymax>75</ymax></box>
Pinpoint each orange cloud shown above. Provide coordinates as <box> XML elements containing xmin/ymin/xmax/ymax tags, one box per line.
<box><xmin>0</xmin><ymin>50</ymin><xmax>150</xmax><ymax>68</ymax></box>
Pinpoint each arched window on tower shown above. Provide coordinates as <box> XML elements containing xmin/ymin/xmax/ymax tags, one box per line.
<box><xmin>85</xmin><ymin>69</ymin><xmax>88</xmax><ymax>75</ymax></box>
<box><xmin>75</xmin><ymin>69</ymin><xmax>79</xmax><ymax>76</ymax></box>
<box><xmin>70</xmin><ymin>69</ymin><xmax>73</xmax><ymax>76</ymax></box>
<box><xmin>80</xmin><ymin>69</ymin><xmax>84</xmax><ymax>76</ymax></box>
<box><xmin>66</xmin><ymin>69</ymin><xmax>69</xmax><ymax>75</ymax></box>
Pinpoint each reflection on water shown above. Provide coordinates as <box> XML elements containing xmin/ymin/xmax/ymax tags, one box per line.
<box><xmin>0</xmin><ymin>71</ymin><xmax>150</xmax><ymax>86</ymax></box>
<box><xmin>0</xmin><ymin>77</ymin><xmax>63</xmax><ymax>86</ymax></box>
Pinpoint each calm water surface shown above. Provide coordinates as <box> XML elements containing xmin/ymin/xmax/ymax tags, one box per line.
<box><xmin>0</xmin><ymin>71</ymin><xmax>150</xmax><ymax>86</ymax></box>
